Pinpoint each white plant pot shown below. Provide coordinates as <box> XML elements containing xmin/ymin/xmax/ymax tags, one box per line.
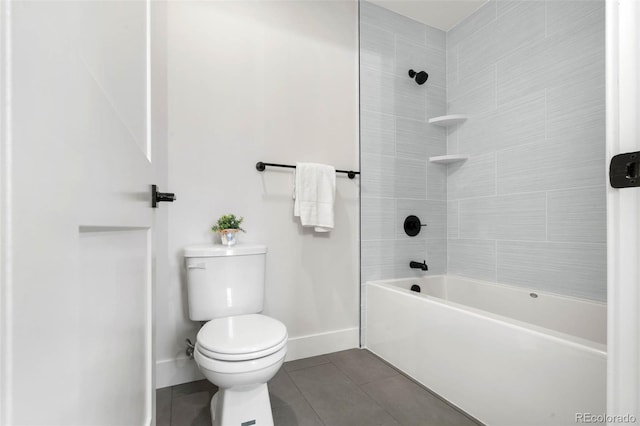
<box><xmin>219</xmin><ymin>229</ymin><xmax>239</xmax><ymax>246</ymax></box>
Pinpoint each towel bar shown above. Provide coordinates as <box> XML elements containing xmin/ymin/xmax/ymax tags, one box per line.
<box><xmin>256</xmin><ymin>161</ymin><xmax>359</xmax><ymax>179</ymax></box>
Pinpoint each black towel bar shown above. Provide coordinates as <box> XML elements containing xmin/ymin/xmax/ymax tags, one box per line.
<box><xmin>255</xmin><ymin>161</ymin><xmax>360</xmax><ymax>179</ymax></box>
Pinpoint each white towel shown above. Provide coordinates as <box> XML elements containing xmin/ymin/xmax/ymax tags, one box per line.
<box><xmin>293</xmin><ymin>162</ymin><xmax>336</xmax><ymax>232</ymax></box>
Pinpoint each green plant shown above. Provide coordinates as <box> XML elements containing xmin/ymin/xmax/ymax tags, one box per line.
<box><xmin>211</xmin><ymin>214</ymin><xmax>246</xmax><ymax>233</ymax></box>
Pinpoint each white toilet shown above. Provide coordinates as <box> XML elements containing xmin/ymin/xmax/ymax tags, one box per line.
<box><xmin>184</xmin><ymin>243</ymin><xmax>288</xmax><ymax>426</ymax></box>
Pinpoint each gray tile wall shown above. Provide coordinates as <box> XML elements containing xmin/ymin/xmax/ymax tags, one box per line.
<box><xmin>361</xmin><ymin>0</ymin><xmax>606</xmax><ymax>305</ymax></box>
<box><xmin>446</xmin><ymin>0</ymin><xmax>606</xmax><ymax>301</ymax></box>
<box><xmin>360</xmin><ymin>2</ymin><xmax>448</xmax><ymax>335</ymax></box>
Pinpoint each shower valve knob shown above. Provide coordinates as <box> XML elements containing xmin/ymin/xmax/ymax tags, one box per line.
<box><xmin>404</xmin><ymin>215</ymin><xmax>426</xmax><ymax>237</ymax></box>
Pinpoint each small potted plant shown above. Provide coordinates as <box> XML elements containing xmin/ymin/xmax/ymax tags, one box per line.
<box><xmin>211</xmin><ymin>214</ymin><xmax>245</xmax><ymax>246</ymax></box>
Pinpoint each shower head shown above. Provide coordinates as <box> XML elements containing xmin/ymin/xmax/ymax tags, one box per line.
<box><xmin>408</xmin><ymin>69</ymin><xmax>429</xmax><ymax>85</ymax></box>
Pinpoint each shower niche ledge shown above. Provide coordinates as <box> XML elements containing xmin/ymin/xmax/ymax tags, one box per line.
<box><xmin>429</xmin><ymin>155</ymin><xmax>468</xmax><ymax>164</ymax></box>
<box><xmin>428</xmin><ymin>114</ymin><xmax>468</xmax><ymax>127</ymax></box>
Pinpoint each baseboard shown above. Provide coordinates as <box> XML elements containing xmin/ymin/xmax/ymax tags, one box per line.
<box><xmin>284</xmin><ymin>327</ymin><xmax>359</xmax><ymax>362</ymax></box>
<box><xmin>156</xmin><ymin>356</ymin><xmax>204</xmax><ymax>389</ymax></box>
<box><xmin>155</xmin><ymin>327</ymin><xmax>359</xmax><ymax>389</ymax></box>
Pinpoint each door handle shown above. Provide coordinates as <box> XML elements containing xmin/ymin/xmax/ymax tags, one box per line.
<box><xmin>152</xmin><ymin>184</ymin><xmax>176</xmax><ymax>208</ymax></box>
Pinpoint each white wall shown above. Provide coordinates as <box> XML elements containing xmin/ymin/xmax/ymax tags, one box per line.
<box><xmin>156</xmin><ymin>1</ymin><xmax>360</xmax><ymax>388</ymax></box>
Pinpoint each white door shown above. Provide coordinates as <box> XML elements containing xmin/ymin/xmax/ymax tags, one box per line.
<box><xmin>606</xmin><ymin>0</ymin><xmax>640</xmax><ymax>421</ymax></box>
<box><xmin>0</xmin><ymin>1</ymin><xmax>163</xmax><ymax>424</ymax></box>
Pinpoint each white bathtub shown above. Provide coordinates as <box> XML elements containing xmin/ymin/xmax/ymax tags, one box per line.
<box><xmin>366</xmin><ymin>275</ymin><xmax>607</xmax><ymax>426</ymax></box>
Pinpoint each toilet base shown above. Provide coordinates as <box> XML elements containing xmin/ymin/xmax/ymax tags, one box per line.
<box><xmin>210</xmin><ymin>383</ymin><xmax>274</xmax><ymax>426</ymax></box>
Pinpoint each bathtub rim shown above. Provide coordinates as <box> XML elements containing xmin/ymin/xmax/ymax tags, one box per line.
<box><xmin>366</xmin><ymin>275</ymin><xmax>607</xmax><ymax>356</ymax></box>
<box><xmin>372</xmin><ymin>274</ymin><xmax>607</xmax><ymax>306</ymax></box>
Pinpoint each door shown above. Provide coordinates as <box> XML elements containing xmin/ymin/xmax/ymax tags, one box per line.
<box><xmin>1</xmin><ymin>0</ymin><xmax>160</xmax><ymax>424</ymax></box>
<box><xmin>606</xmin><ymin>0</ymin><xmax>640</xmax><ymax>421</ymax></box>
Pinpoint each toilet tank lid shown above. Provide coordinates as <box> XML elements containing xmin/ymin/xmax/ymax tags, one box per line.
<box><xmin>184</xmin><ymin>243</ymin><xmax>267</xmax><ymax>258</ymax></box>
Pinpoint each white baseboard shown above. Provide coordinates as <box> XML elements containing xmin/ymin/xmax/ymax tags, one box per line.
<box><xmin>156</xmin><ymin>356</ymin><xmax>204</xmax><ymax>389</ymax></box>
<box><xmin>284</xmin><ymin>327</ymin><xmax>359</xmax><ymax>362</ymax></box>
<box><xmin>155</xmin><ymin>327</ymin><xmax>359</xmax><ymax>389</ymax></box>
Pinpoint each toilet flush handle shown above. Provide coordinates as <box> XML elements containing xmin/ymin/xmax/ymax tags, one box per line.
<box><xmin>187</xmin><ymin>263</ymin><xmax>206</xmax><ymax>270</ymax></box>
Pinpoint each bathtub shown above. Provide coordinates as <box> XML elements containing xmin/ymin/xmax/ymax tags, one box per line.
<box><xmin>365</xmin><ymin>275</ymin><xmax>606</xmax><ymax>426</ymax></box>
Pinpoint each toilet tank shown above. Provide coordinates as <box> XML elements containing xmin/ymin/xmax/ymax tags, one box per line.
<box><xmin>184</xmin><ymin>243</ymin><xmax>267</xmax><ymax>321</ymax></box>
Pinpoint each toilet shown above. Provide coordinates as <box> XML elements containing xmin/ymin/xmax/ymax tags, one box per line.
<box><xmin>184</xmin><ymin>243</ymin><xmax>287</xmax><ymax>426</ymax></box>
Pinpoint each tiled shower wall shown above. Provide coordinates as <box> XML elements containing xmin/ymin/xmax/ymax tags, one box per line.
<box><xmin>359</xmin><ymin>0</ymin><xmax>448</xmax><ymax>317</ymax></box>
<box><xmin>446</xmin><ymin>0</ymin><xmax>606</xmax><ymax>301</ymax></box>
<box><xmin>360</xmin><ymin>0</ymin><xmax>606</xmax><ymax>305</ymax></box>
<box><xmin>359</xmin><ymin>2</ymin><xmax>448</xmax><ymax>337</ymax></box>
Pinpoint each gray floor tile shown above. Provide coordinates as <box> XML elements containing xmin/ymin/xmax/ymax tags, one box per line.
<box><xmin>156</xmin><ymin>387</ymin><xmax>172</xmax><ymax>426</ymax></box>
<box><xmin>288</xmin><ymin>362</ymin><xmax>400</xmax><ymax>426</ymax></box>
<box><xmin>284</xmin><ymin>354</ymin><xmax>331</xmax><ymax>372</ymax></box>
<box><xmin>171</xmin><ymin>390</ymin><xmax>213</xmax><ymax>426</ymax></box>
<box><xmin>159</xmin><ymin>352</ymin><xmax>480</xmax><ymax>426</ymax></box>
<box><xmin>171</xmin><ymin>379</ymin><xmax>218</xmax><ymax>426</ymax></box>
<box><xmin>327</xmin><ymin>349</ymin><xmax>399</xmax><ymax>385</ymax></box>
<box><xmin>272</xmin><ymin>396</ymin><xmax>325</xmax><ymax>426</ymax></box>
<box><xmin>361</xmin><ymin>375</ymin><xmax>482</xmax><ymax>426</ymax></box>
<box><xmin>269</xmin><ymin>368</ymin><xmax>303</xmax><ymax>408</ymax></box>
<box><xmin>172</xmin><ymin>379</ymin><xmax>217</xmax><ymax>398</ymax></box>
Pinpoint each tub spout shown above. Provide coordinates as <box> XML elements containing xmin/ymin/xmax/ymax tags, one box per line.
<box><xmin>410</xmin><ymin>260</ymin><xmax>428</xmax><ymax>271</ymax></box>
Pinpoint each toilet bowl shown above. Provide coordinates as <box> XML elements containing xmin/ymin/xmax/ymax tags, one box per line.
<box><xmin>193</xmin><ymin>313</ymin><xmax>288</xmax><ymax>426</ymax></box>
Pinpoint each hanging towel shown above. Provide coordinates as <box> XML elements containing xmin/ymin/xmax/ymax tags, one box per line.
<box><xmin>293</xmin><ymin>162</ymin><xmax>336</xmax><ymax>232</ymax></box>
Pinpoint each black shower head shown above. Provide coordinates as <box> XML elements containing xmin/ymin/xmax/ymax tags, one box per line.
<box><xmin>408</xmin><ymin>69</ymin><xmax>429</xmax><ymax>85</ymax></box>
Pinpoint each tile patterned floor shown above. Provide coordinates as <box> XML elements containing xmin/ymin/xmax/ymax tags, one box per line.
<box><xmin>157</xmin><ymin>349</ymin><xmax>482</xmax><ymax>426</ymax></box>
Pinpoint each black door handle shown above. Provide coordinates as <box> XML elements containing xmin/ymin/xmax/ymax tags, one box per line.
<box><xmin>152</xmin><ymin>184</ymin><xmax>176</xmax><ymax>208</ymax></box>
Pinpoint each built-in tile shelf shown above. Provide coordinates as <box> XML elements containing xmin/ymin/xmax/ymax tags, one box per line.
<box><xmin>428</xmin><ymin>114</ymin><xmax>468</xmax><ymax>127</ymax></box>
<box><xmin>428</xmin><ymin>115</ymin><xmax>468</xmax><ymax>165</ymax></box>
<box><xmin>429</xmin><ymin>155</ymin><xmax>468</xmax><ymax>164</ymax></box>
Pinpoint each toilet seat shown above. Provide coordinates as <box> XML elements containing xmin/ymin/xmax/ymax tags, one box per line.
<box><xmin>197</xmin><ymin>314</ymin><xmax>288</xmax><ymax>362</ymax></box>
<box><xmin>195</xmin><ymin>344</ymin><xmax>287</xmax><ymax>376</ymax></box>
<box><xmin>197</xmin><ymin>336</ymin><xmax>287</xmax><ymax>362</ymax></box>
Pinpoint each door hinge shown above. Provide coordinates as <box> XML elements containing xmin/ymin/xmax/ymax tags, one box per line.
<box><xmin>610</xmin><ymin>151</ymin><xmax>640</xmax><ymax>188</ymax></box>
